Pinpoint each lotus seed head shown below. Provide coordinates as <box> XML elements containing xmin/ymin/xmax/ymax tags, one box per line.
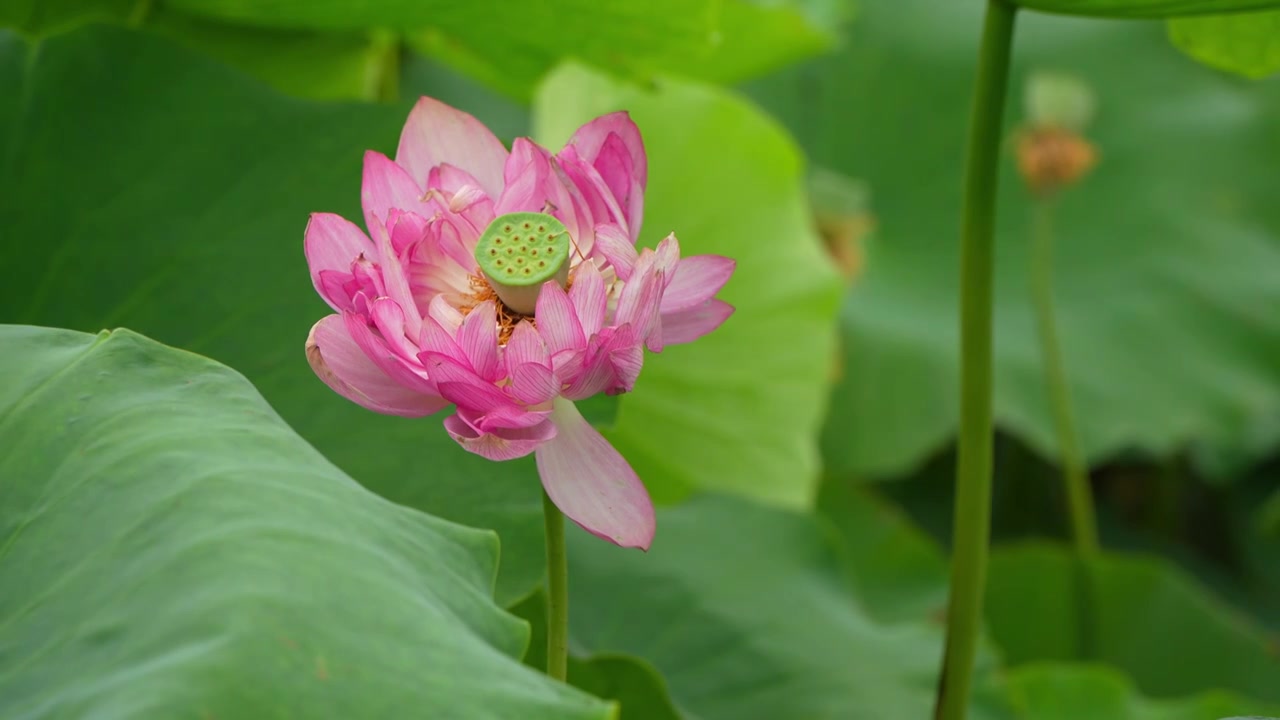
<box><xmin>474</xmin><ymin>211</ymin><xmax>573</xmax><ymax>315</ymax></box>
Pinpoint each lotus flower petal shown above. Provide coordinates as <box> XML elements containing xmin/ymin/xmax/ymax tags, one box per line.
<box><xmin>306</xmin><ymin>315</ymin><xmax>447</xmax><ymax>417</ymax></box>
<box><xmin>445</xmin><ymin>411</ymin><xmax>556</xmax><ymax>461</ymax></box>
<box><xmin>592</xmin><ymin>223</ymin><xmax>638</xmax><ymax>281</ymax></box>
<box><xmin>661</xmin><ymin>255</ymin><xmax>737</xmax><ymax>314</ymax></box>
<box><xmin>396</xmin><ymin>96</ymin><xmax>508</xmax><ymax>198</ymax></box>
<box><xmin>536</xmin><ymin>398</ymin><xmax>655</xmax><ymax>549</ymax></box>
<box><xmin>305</xmin><ymin>213</ymin><xmax>375</xmax><ymax>312</ymax></box>
<box><xmin>362</xmin><ymin>151</ymin><xmax>432</xmax><ymax>233</ymax></box>
<box><xmin>660</xmin><ymin>298</ymin><xmax>736</xmax><ymax>346</ymax></box>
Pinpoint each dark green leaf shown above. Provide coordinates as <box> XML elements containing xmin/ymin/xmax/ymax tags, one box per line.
<box><xmin>0</xmin><ymin>325</ymin><xmax>611</xmax><ymax>718</ymax></box>
<box><xmin>817</xmin><ymin>477</ymin><xmax>950</xmax><ymax>623</ymax></box>
<box><xmin>0</xmin><ymin>0</ymin><xmax>133</xmax><ymax>36</ymax></box>
<box><xmin>986</xmin><ymin>542</ymin><xmax>1280</xmax><ymax>703</ymax></box>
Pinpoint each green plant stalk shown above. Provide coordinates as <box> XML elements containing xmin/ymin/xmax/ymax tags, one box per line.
<box><xmin>935</xmin><ymin>2</ymin><xmax>1017</xmax><ymax>719</ymax></box>
<box><xmin>543</xmin><ymin>490</ymin><xmax>569</xmax><ymax>681</ymax></box>
<box><xmin>1030</xmin><ymin>199</ymin><xmax>1099</xmax><ymax>555</ymax></box>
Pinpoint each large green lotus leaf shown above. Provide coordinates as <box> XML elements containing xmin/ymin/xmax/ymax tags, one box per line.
<box><xmin>1012</xmin><ymin>0</ymin><xmax>1280</xmax><ymax>17</ymax></box>
<box><xmin>561</xmin><ymin>494</ymin><xmax>1016</xmax><ymax>720</ymax></box>
<box><xmin>1169</xmin><ymin>10</ymin><xmax>1280</xmax><ymax>78</ymax></box>
<box><xmin>0</xmin><ymin>325</ymin><xmax>611</xmax><ymax>719</ymax></box>
<box><xmin>986</xmin><ymin>542</ymin><xmax>1280</xmax><ymax>703</ymax></box>
<box><xmin>407</xmin><ymin>0</ymin><xmax>850</xmax><ymax>101</ymax></box>
<box><xmin>0</xmin><ymin>3</ymin><xmax>394</xmax><ymax>101</ymax></box>
<box><xmin>747</xmin><ymin>0</ymin><xmax>1280</xmax><ymax>480</ymax></box>
<box><xmin>161</xmin><ymin>0</ymin><xmax>847</xmax><ymax>101</ymax></box>
<box><xmin>1011</xmin><ymin>663</ymin><xmax>1280</xmax><ymax>719</ymax></box>
<box><xmin>145</xmin><ymin>9</ymin><xmax>398</xmax><ymax>101</ymax></box>
<box><xmin>0</xmin><ymin>25</ymin><xmax>554</xmax><ymax>605</ymax></box>
<box><xmin>534</xmin><ymin>65</ymin><xmax>844</xmax><ymax>509</ymax></box>
<box><xmin>510</xmin><ymin>591</ymin><xmax>683</xmax><ymax>720</ymax></box>
<box><xmin>0</xmin><ymin>0</ymin><xmax>132</xmax><ymax>35</ymax></box>
<box><xmin>817</xmin><ymin>477</ymin><xmax>950</xmax><ymax>624</ymax></box>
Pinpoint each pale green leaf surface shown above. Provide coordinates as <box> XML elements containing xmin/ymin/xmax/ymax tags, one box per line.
<box><xmin>748</xmin><ymin>0</ymin><xmax>1280</xmax><ymax>479</ymax></box>
<box><xmin>986</xmin><ymin>542</ymin><xmax>1280</xmax><ymax>703</ymax></box>
<box><xmin>0</xmin><ymin>25</ymin><xmax>549</xmax><ymax>605</ymax></box>
<box><xmin>535</xmin><ymin>65</ymin><xmax>844</xmax><ymax>509</ymax></box>
<box><xmin>1169</xmin><ymin>10</ymin><xmax>1280</xmax><ymax>78</ymax></box>
<box><xmin>0</xmin><ymin>325</ymin><xmax>611</xmax><ymax>719</ymax></box>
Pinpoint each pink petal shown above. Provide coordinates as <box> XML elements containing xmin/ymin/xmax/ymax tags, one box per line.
<box><xmin>445</xmin><ymin>412</ymin><xmax>556</xmax><ymax>461</ymax></box>
<box><xmin>595</xmin><ymin>133</ymin><xmax>643</xmax><ymax>240</ymax></box>
<box><xmin>306</xmin><ymin>315</ymin><xmax>447</xmax><ymax>417</ymax></box>
<box><xmin>368</xmin><ymin>297</ymin><xmax>421</xmax><ymax>363</ymax></box>
<box><xmin>496</xmin><ymin>140</ymin><xmax>592</xmax><ymax>256</ymax></box>
<box><xmin>419</xmin><ymin>314</ymin><xmax>465</xmax><ymax>360</ymax></box>
<box><xmin>614</xmin><ymin>253</ymin><xmax>664</xmax><ymax>344</ymax></box>
<box><xmin>469</xmin><ymin>403</ymin><xmax>553</xmax><ymax>431</ymax></box>
<box><xmin>568</xmin><ymin>262</ymin><xmax>607</xmax><ymax>339</ymax></box>
<box><xmin>396</xmin><ymin>96</ymin><xmax>509</xmax><ymax>199</ymax></box>
<box><xmin>426</xmin><ymin>295</ymin><xmax>465</xmax><ymax>334</ymax></box>
<box><xmin>495</xmin><ymin>138</ymin><xmax>552</xmax><ymax>215</ymax></box>
<box><xmin>568</xmin><ymin>112</ymin><xmax>647</xmax><ymax>187</ymax></box>
<box><xmin>535</xmin><ymin>281</ymin><xmax>586</xmax><ymax>355</ymax></box>
<box><xmin>562</xmin><ymin>325</ymin><xmax>643</xmax><ymax>400</ymax></box>
<box><xmin>343</xmin><ymin>311</ymin><xmax>438</xmax><ymax>396</ymax></box>
<box><xmin>661</xmin><ymin>254</ymin><xmax>736</xmax><ymax>314</ymax></box>
<box><xmin>509</xmin><ymin>362</ymin><xmax>559</xmax><ymax>405</ymax></box>
<box><xmin>568</xmin><ymin>113</ymin><xmax>647</xmax><ymax>240</ymax></box>
<box><xmin>660</xmin><ymin>298</ymin><xmax>735</xmax><ymax>346</ymax></box>
<box><xmin>556</xmin><ymin>146</ymin><xmax>617</xmax><ymax>237</ymax></box>
<box><xmin>592</xmin><ymin>223</ymin><xmax>637</xmax><ymax>281</ymax></box>
<box><xmin>536</xmin><ymin>398</ymin><xmax>655</xmax><ymax>550</ymax></box>
<box><xmin>317</xmin><ymin>270</ymin><xmax>356</xmax><ymax>313</ymax></box>
<box><xmin>426</xmin><ymin>163</ymin><xmax>495</xmax><ymax>233</ymax></box>
<box><xmin>458</xmin><ymin>300</ymin><xmax>501</xmax><ymax>382</ymax></box>
<box><xmin>504</xmin><ymin>320</ymin><xmax>550</xmax><ymax>371</ymax></box>
<box><xmin>362</xmin><ymin>151</ymin><xmax>431</xmax><ymax>233</ymax></box>
<box><xmin>388</xmin><ymin>209</ymin><xmax>429</xmax><ymax>255</ymax></box>
<box><xmin>419</xmin><ymin>351</ymin><xmax>511</xmax><ymax>413</ymax></box>
<box><xmin>304</xmin><ymin>213</ymin><xmax>374</xmax><ymax>312</ymax></box>
<box><xmin>373</xmin><ymin>213</ymin><xmax>422</xmax><ymax>339</ymax></box>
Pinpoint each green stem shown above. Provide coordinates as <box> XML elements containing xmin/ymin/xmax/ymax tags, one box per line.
<box><xmin>543</xmin><ymin>490</ymin><xmax>569</xmax><ymax>681</ymax></box>
<box><xmin>1030</xmin><ymin>199</ymin><xmax>1099</xmax><ymax>555</ymax></box>
<box><xmin>935</xmin><ymin>2</ymin><xmax>1016</xmax><ymax>720</ymax></box>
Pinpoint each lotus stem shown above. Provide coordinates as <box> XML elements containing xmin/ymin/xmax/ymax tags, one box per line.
<box><xmin>935</xmin><ymin>2</ymin><xmax>1017</xmax><ymax>719</ymax></box>
<box><xmin>543</xmin><ymin>489</ymin><xmax>569</xmax><ymax>681</ymax></box>
<box><xmin>1030</xmin><ymin>199</ymin><xmax>1099</xmax><ymax>555</ymax></box>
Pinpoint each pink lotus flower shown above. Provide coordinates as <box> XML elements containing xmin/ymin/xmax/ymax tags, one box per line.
<box><xmin>304</xmin><ymin>97</ymin><xmax>735</xmax><ymax>550</ymax></box>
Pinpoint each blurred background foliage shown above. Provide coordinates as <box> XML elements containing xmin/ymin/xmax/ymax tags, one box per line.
<box><xmin>2</xmin><ymin>0</ymin><xmax>1278</xmax><ymax>717</ymax></box>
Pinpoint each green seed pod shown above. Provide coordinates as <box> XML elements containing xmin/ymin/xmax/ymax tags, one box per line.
<box><xmin>474</xmin><ymin>212</ymin><xmax>571</xmax><ymax>315</ymax></box>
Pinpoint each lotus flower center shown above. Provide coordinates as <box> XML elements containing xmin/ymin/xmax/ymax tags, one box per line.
<box><xmin>474</xmin><ymin>212</ymin><xmax>571</xmax><ymax>315</ymax></box>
